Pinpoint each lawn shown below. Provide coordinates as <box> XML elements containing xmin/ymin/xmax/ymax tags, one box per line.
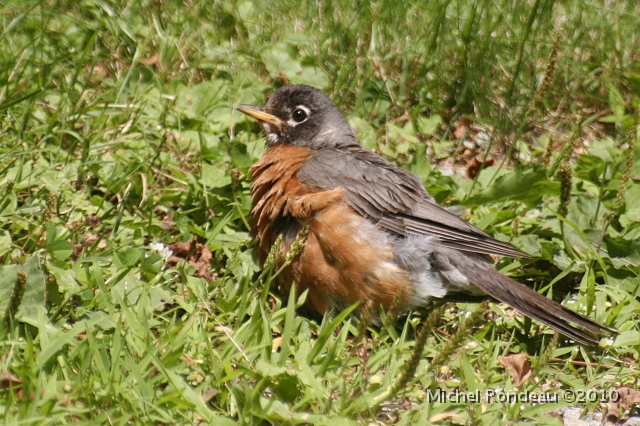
<box><xmin>0</xmin><ymin>0</ymin><xmax>639</xmax><ymax>424</ymax></box>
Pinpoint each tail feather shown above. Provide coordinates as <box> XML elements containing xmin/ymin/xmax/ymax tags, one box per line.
<box><xmin>478</xmin><ymin>268</ymin><xmax>616</xmax><ymax>345</ymax></box>
<box><xmin>437</xmin><ymin>248</ymin><xmax>616</xmax><ymax>345</ymax></box>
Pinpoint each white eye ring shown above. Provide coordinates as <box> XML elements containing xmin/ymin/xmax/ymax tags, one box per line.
<box><xmin>287</xmin><ymin>105</ymin><xmax>311</xmax><ymax>126</ymax></box>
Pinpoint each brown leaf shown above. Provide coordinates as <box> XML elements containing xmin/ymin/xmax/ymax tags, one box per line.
<box><xmin>466</xmin><ymin>156</ymin><xmax>494</xmax><ymax>178</ymax></box>
<box><xmin>85</xmin><ymin>62</ymin><xmax>110</xmax><ymax>80</ymax></box>
<box><xmin>0</xmin><ymin>372</ymin><xmax>22</xmax><ymax>388</ymax></box>
<box><xmin>167</xmin><ymin>239</ymin><xmax>215</xmax><ymax>280</ymax></box>
<box><xmin>272</xmin><ymin>336</ymin><xmax>283</xmax><ymax>352</ymax></box>
<box><xmin>140</xmin><ymin>54</ymin><xmax>159</xmax><ymax>67</ymax></box>
<box><xmin>429</xmin><ymin>412</ymin><xmax>465</xmax><ymax>422</ymax></box>
<box><xmin>72</xmin><ymin>243</ymin><xmax>83</xmax><ymax>260</ymax></box>
<box><xmin>0</xmin><ymin>372</ymin><xmax>23</xmax><ymax>398</ymax></box>
<box><xmin>452</xmin><ymin>119</ymin><xmax>471</xmax><ymax>140</ymax></box>
<box><xmin>168</xmin><ymin>240</ymin><xmax>193</xmax><ymax>258</ymax></box>
<box><xmin>608</xmin><ymin>387</ymin><xmax>640</xmax><ymax>419</ymax></box>
<box><xmin>498</xmin><ymin>353</ymin><xmax>531</xmax><ymax>387</ymax></box>
<box><xmin>201</xmin><ymin>387</ymin><xmax>218</xmax><ymax>403</ymax></box>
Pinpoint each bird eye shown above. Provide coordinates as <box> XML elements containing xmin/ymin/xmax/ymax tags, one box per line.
<box><xmin>292</xmin><ymin>108</ymin><xmax>308</xmax><ymax>122</ymax></box>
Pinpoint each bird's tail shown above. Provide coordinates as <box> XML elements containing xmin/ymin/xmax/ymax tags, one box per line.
<box><xmin>477</xmin><ymin>268</ymin><xmax>616</xmax><ymax>345</ymax></box>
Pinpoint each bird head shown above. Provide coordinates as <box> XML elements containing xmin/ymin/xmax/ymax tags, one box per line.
<box><xmin>236</xmin><ymin>84</ymin><xmax>357</xmax><ymax>149</ymax></box>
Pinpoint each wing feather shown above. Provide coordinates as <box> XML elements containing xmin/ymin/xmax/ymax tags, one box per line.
<box><xmin>297</xmin><ymin>146</ymin><xmax>529</xmax><ymax>258</ymax></box>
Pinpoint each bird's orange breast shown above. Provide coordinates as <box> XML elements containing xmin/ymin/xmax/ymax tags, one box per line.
<box><xmin>250</xmin><ymin>145</ymin><xmax>413</xmax><ymax>315</ymax></box>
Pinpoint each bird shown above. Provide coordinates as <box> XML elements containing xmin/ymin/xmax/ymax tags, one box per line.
<box><xmin>235</xmin><ymin>84</ymin><xmax>615</xmax><ymax>345</ymax></box>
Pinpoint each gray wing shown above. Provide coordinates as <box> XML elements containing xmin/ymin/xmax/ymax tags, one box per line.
<box><xmin>297</xmin><ymin>146</ymin><xmax>528</xmax><ymax>258</ymax></box>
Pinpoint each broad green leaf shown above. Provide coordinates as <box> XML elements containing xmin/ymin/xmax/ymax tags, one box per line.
<box><xmin>574</xmin><ymin>155</ymin><xmax>606</xmax><ymax>184</ymax></box>
<box><xmin>416</xmin><ymin>114</ymin><xmax>442</xmax><ymax>135</ymax></box>
<box><xmin>255</xmin><ymin>360</ymin><xmax>301</xmax><ymax>402</ymax></box>
<box><xmin>0</xmin><ymin>230</ymin><xmax>12</xmax><ymax>257</ymax></box>
<box><xmin>16</xmin><ymin>254</ymin><xmax>47</xmax><ymax>327</ymax></box>
<box><xmin>0</xmin><ymin>264</ymin><xmax>20</xmax><ymax>315</ymax></box>
<box><xmin>406</xmin><ymin>143</ymin><xmax>432</xmax><ymax>183</ymax></box>
<box><xmin>604</xmin><ymin>237</ymin><xmax>640</xmax><ymax>266</ymax></box>
<box><xmin>44</xmin><ymin>222</ymin><xmax>57</xmax><ymax>246</ymax></box>
<box><xmin>464</xmin><ymin>166</ymin><xmax>558</xmax><ymax>207</ymax></box>
<box><xmin>261</xmin><ymin>43</ymin><xmax>328</xmax><ymax>88</ymax></box>
<box><xmin>349</xmin><ymin>116</ymin><xmax>377</xmax><ymax>150</ymax></box>
<box><xmin>111</xmin><ymin>273</ymin><xmax>144</xmax><ymax>305</ymax></box>
<box><xmin>47</xmin><ymin>240</ymin><xmax>74</xmax><ymax>261</ymax></box>
<box><xmin>0</xmin><ymin>192</ymin><xmax>17</xmax><ymax>217</ymax></box>
<box><xmin>621</xmin><ymin>183</ymin><xmax>640</xmax><ymax>229</ymax></box>
<box><xmin>202</xmin><ymin>163</ymin><xmax>232</xmax><ymax>189</ymax></box>
<box><xmin>608</xmin><ymin>84</ymin><xmax>625</xmax><ymax>117</ymax></box>
<box><xmin>387</xmin><ymin>122</ymin><xmax>419</xmax><ymax>148</ymax></box>
<box><xmin>115</xmin><ymin>248</ymin><xmax>142</xmax><ymax>267</ymax></box>
<box><xmin>46</xmin><ymin>262</ymin><xmax>81</xmax><ymax>294</ymax></box>
<box><xmin>614</xmin><ymin>330</ymin><xmax>640</xmax><ymax>348</ymax></box>
<box><xmin>174</xmin><ymin>81</ymin><xmax>225</xmax><ymax>121</ymax></box>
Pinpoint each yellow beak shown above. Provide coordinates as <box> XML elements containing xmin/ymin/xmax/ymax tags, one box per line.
<box><xmin>235</xmin><ymin>104</ymin><xmax>285</xmax><ymax>129</ymax></box>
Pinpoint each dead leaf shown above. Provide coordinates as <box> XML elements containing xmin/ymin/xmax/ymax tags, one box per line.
<box><xmin>85</xmin><ymin>62</ymin><xmax>110</xmax><ymax>80</ymax></box>
<box><xmin>72</xmin><ymin>243</ymin><xmax>83</xmax><ymax>260</ymax></box>
<box><xmin>272</xmin><ymin>336</ymin><xmax>283</xmax><ymax>352</ymax></box>
<box><xmin>452</xmin><ymin>119</ymin><xmax>471</xmax><ymax>140</ymax></box>
<box><xmin>466</xmin><ymin>156</ymin><xmax>494</xmax><ymax>178</ymax></box>
<box><xmin>0</xmin><ymin>372</ymin><xmax>23</xmax><ymax>398</ymax></box>
<box><xmin>608</xmin><ymin>387</ymin><xmax>640</xmax><ymax>419</ymax></box>
<box><xmin>498</xmin><ymin>353</ymin><xmax>531</xmax><ymax>387</ymax></box>
<box><xmin>429</xmin><ymin>412</ymin><xmax>465</xmax><ymax>422</ymax></box>
<box><xmin>201</xmin><ymin>387</ymin><xmax>218</xmax><ymax>403</ymax></box>
<box><xmin>141</xmin><ymin>54</ymin><xmax>159</xmax><ymax>67</ymax></box>
<box><xmin>167</xmin><ymin>239</ymin><xmax>215</xmax><ymax>280</ymax></box>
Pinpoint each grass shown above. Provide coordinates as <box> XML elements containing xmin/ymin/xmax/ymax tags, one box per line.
<box><xmin>1</xmin><ymin>0</ymin><xmax>639</xmax><ymax>424</ymax></box>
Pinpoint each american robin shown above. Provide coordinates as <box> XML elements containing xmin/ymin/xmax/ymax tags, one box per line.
<box><xmin>236</xmin><ymin>84</ymin><xmax>615</xmax><ymax>345</ymax></box>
